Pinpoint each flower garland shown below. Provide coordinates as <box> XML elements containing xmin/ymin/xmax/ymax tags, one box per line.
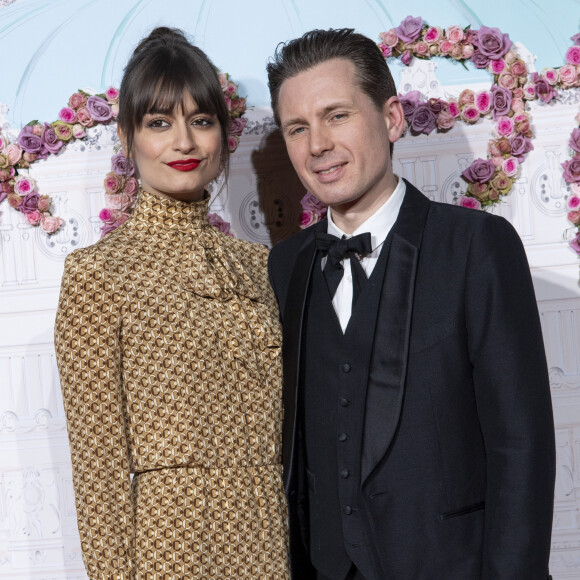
<box><xmin>98</xmin><ymin>72</ymin><xmax>245</xmax><ymax>237</ymax></box>
<box><xmin>0</xmin><ymin>74</ymin><xmax>245</xmax><ymax>236</ymax></box>
<box><xmin>298</xmin><ymin>19</ymin><xmax>580</xmax><ymax>226</ymax></box>
<box><xmin>0</xmin><ymin>88</ymin><xmax>119</xmax><ymax>233</ymax></box>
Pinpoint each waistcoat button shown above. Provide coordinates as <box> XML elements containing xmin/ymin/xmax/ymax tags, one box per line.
<box><xmin>338</xmin><ymin>432</ymin><xmax>347</xmax><ymax>442</ymax></box>
<box><xmin>341</xmin><ymin>363</ymin><xmax>352</xmax><ymax>373</ymax></box>
<box><xmin>340</xmin><ymin>468</ymin><xmax>350</xmax><ymax>479</ymax></box>
<box><xmin>339</xmin><ymin>398</ymin><xmax>350</xmax><ymax>407</ymax></box>
<box><xmin>343</xmin><ymin>505</ymin><xmax>353</xmax><ymax>515</ymax></box>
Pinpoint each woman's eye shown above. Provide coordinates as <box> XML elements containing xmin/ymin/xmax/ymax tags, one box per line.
<box><xmin>193</xmin><ymin>117</ymin><xmax>213</xmax><ymax>126</ymax></box>
<box><xmin>147</xmin><ymin>119</ymin><xmax>169</xmax><ymax>128</ymax></box>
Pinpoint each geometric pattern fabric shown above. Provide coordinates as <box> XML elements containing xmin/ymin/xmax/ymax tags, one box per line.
<box><xmin>54</xmin><ymin>189</ymin><xmax>289</xmax><ymax>579</ymax></box>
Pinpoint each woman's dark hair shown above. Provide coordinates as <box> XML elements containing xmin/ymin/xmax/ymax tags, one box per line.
<box><xmin>117</xmin><ymin>27</ymin><xmax>230</xmax><ymax>173</ymax></box>
<box><xmin>267</xmin><ymin>28</ymin><xmax>397</xmax><ymax>156</ymax></box>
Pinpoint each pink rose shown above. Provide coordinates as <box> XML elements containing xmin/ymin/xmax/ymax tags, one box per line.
<box><xmin>99</xmin><ymin>208</ymin><xmax>114</xmax><ymax>222</ymax></box>
<box><xmin>424</xmin><ymin>26</ymin><xmax>442</xmax><ymax>43</ymax></box>
<box><xmin>446</xmin><ymin>25</ymin><xmax>464</xmax><ymax>44</ymax></box>
<box><xmin>59</xmin><ymin>107</ymin><xmax>77</xmax><ymax>123</ymax></box>
<box><xmin>229</xmin><ymin>117</ymin><xmax>247</xmax><ymax>136</ymax></box>
<box><xmin>492</xmin><ymin>155</ymin><xmax>504</xmax><ymax>167</ymax></box>
<box><xmin>566</xmin><ymin>46</ymin><xmax>580</xmax><ymax>66</ymax></box>
<box><xmin>543</xmin><ymin>68</ymin><xmax>559</xmax><ymax>85</ymax></box>
<box><xmin>0</xmin><ymin>169</ymin><xmax>9</xmax><ymax>181</ymax></box>
<box><xmin>512</xmin><ymin>87</ymin><xmax>524</xmax><ymax>99</ymax></box>
<box><xmin>3</xmin><ymin>143</ymin><xmax>22</xmax><ymax>165</ymax></box>
<box><xmin>436</xmin><ymin>110</ymin><xmax>455</xmax><ymax>131</ymax></box>
<box><xmin>72</xmin><ymin>124</ymin><xmax>85</xmax><ymax>139</ymax></box>
<box><xmin>502</xmin><ymin>157</ymin><xmax>519</xmax><ymax>177</ymax></box>
<box><xmin>40</xmin><ymin>215</ymin><xmax>63</xmax><ymax>234</ymax></box>
<box><xmin>511</xmin><ymin>98</ymin><xmax>525</xmax><ymax>113</ymax></box>
<box><xmin>498</xmin><ymin>72</ymin><xmax>517</xmax><ymax>90</ymax></box>
<box><xmin>559</xmin><ymin>64</ymin><xmax>578</xmax><ymax>86</ymax></box>
<box><xmin>26</xmin><ymin>210</ymin><xmax>41</xmax><ymax>226</ymax></box>
<box><xmin>14</xmin><ymin>176</ymin><xmax>35</xmax><ymax>195</ymax></box>
<box><xmin>510</xmin><ymin>59</ymin><xmax>527</xmax><ymax>77</ymax></box>
<box><xmin>228</xmin><ymin>135</ymin><xmax>240</xmax><ymax>152</ymax></box>
<box><xmin>68</xmin><ymin>92</ymin><xmax>86</xmax><ymax>109</ymax></box>
<box><xmin>491</xmin><ymin>171</ymin><xmax>512</xmax><ymax>193</ymax></box>
<box><xmin>458</xmin><ymin>89</ymin><xmax>475</xmax><ymax>106</ymax></box>
<box><xmin>104</xmin><ymin>172</ymin><xmax>124</xmax><ymax>194</ymax></box>
<box><xmin>567</xmin><ymin>211</ymin><xmax>580</xmax><ymax>225</ymax></box>
<box><xmin>7</xmin><ymin>193</ymin><xmax>22</xmax><ymax>208</ymax></box>
<box><xmin>105</xmin><ymin>86</ymin><xmax>120</xmax><ymax>102</ymax></box>
<box><xmin>300</xmin><ymin>210</ymin><xmax>319</xmax><ymax>228</ymax></box>
<box><xmin>401</xmin><ymin>49</ymin><xmax>413</xmax><ymax>66</ymax></box>
<box><xmin>449</xmin><ymin>44</ymin><xmax>463</xmax><ymax>59</ymax></box>
<box><xmin>497</xmin><ymin>116</ymin><xmax>515</xmax><ymax>137</ymax></box>
<box><xmin>31</xmin><ymin>124</ymin><xmax>44</xmax><ymax>137</ymax></box>
<box><xmin>76</xmin><ymin>107</ymin><xmax>94</xmax><ymax>127</ymax></box>
<box><xmin>301</xmin><ymin>191</ymin><xmax>327</xmax><ymax>214</ymax></box>
<box><xmin>489</xmin><ymin>59</ymin><xmax>506</xmax><ymax>75</ymax></box>
<box><xmin>414</xmin><ymin>41</ymin><xmax>429</xmax><ymax>56</ymax></box>
<box><xmin>116</xmin><ymin>212</ymin><xmax>131</xmax><ymax>225</ymax></box>
<box><xmin>37</xmin><ymin>195</ymin><xmax>50</xmax><ymax>212</ymax></box>
<box><xmin>523</xmin><ymin>83</ymin><xmax>536</xmax><ymax>99</ymax></box>
<box><xmin>230</xmin><ymin>98</ymin><xmax>246</xmax><ymax>116</ymax></box>
<box><xmin>439</xmin><ymin>39</ymin><xmax>452</xmax><ymax>54</ymax></box>
<box><xmin>124</xmin><ymin>177</ymin><xmax>138</xmax><ymax>195</ymax></box>
<box><xmin>52</xmin><ymin>122</ymin><xmax>73</xmax><ymax>141</ymax></box>
<box><xmin>448</xmin><ymin>101</ymin><xmax>460</xmax><ymax>117</ymax></box>
<box><xmin>379</xmin><ymin>29</ymin><xmax>399</xmax><ymax>48</ymax></box>
<box><xmin>207</xmin><ymin>212</ymin><xmax>233</xmax><ymax>236</ymax></box>
<box><xmin>380</xmin><ymin>45</ymin><xmax>392</xmax><ymax>57</ymax></box>
<box><xmin>568</xmin><ymin>195</ymin><xmax>580</xmax><ymax>210</ymax></box>
<box><xmin>461</xmin><ymin>104</ymin><xmax>480</xmax><ymax>123</ymax></box>
<box><xmin>218</xmin><ymin>73</ymin><xmax>228</xmax><ymax>90</ymax></box>
<box><xmin>111</xmin><ymin>103</ymin><xmax>119</xmax><ymax>118</ymax></box>
<box><xmin>462</xmin><ymin>44</ymin><xmax>474</xmax><ymax>59</ymax></box>
<box><xmin>475</xmin><ymin>91</ymin><xmax>491</xmax><ymax>113</ymax></box>
<box><xmin>470</xmin><ymin>182</ymin><xmax>489</xmax><ymax>199</ymax></box>
<box><xmin>457</xmin><ymin>195</ymin><xmax>482</xmax><ymax>210</ymax></box>
<box><xmin>23</xmin><ymin>152</ymin><xmax>37</xmax><ymax>163</ymax></box>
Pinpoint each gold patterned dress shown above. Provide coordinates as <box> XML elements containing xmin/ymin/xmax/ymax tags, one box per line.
<box><xmin>54</xmin><ymin>189</ymin><xmax>289</xmax><ymax>579</ymax></box>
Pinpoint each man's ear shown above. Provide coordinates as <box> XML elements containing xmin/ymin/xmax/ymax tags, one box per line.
<box><xmin>383</xmin><ymin>96</ymin><xmax>405</xmax><ymax>144</ymax></box>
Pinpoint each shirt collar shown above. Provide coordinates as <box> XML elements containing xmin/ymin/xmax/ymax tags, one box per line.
<box><xmin>327</xmin><ymin>176</ymin><xmax>406</xmax><ymax>250</ymax></box>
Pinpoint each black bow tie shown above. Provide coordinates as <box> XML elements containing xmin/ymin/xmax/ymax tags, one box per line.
<box><xmin>315</xmin><ymin>231</ymin><xmax>372</xmax><ymax>304</ymax></box>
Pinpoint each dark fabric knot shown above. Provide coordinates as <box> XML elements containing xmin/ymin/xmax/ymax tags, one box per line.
<box><xmin>315</xmin><ymin>232</ymin><xmax>372</xmax><ymax>304</ymax></box>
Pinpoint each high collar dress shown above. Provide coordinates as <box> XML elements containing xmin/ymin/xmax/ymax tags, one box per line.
<box><xmin>54</xmin><ymin>189</ymin><xmax>289</xmax><ymax>579</ymax></box>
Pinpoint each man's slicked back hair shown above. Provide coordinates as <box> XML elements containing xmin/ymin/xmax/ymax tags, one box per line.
<box><xmin>266</xmin><ymin>28</ymin><xmax>397</xmax><ymax>128</ymax></box>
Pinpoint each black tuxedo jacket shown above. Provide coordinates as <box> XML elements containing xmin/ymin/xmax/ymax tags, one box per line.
<box><xmin>268</xmin><ymin>181</ymin><xmax>555</xmax><ymax>580</ymax></box>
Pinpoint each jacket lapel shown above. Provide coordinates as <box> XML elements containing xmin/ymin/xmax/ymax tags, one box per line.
<box><xmin>361</xmin><ymin>181</ymin><xmax>431</xmax><ymax>484</ymax></box>
<box><xmin>282</xmin><ymin>220</ymin><xmax>326</xmax><ymax>491</ymax></box>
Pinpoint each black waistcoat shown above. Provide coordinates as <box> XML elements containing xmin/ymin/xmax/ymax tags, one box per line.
<box><xmin>301</xmin><ymin>239</ymin><xmax>391</xmax><ymax>579</ymax></box>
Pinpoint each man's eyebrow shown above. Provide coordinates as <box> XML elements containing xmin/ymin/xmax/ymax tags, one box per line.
<box><xmin>281</xmin><ymin>102</ymin><xmax>353</xmax><ymax>131</ymax></box>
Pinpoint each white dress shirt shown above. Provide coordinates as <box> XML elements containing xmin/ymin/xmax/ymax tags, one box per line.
<box><xmin>324</xmin><ymin>177</ymin><xmax>406</xmax><ymax>332</ymax></box>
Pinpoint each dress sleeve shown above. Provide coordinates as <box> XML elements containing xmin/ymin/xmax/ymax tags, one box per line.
<box><xmin>54</xmin><ymin>251</ymin><xmax>134</xmax><ymax>579</ymax></box>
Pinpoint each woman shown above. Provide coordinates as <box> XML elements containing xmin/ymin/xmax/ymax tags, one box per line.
<box><xmin>54</xmin><ymin>27</ymin><xmax>289</xmax><ymax>579</ymax></box>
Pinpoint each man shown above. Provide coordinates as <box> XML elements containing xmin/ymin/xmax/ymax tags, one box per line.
<box><xmin>266</xmin><ymin>29</ymin><xmax>555</xmax><ymax>580</ymax></box>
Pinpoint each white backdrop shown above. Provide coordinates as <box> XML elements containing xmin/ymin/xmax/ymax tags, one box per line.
<box><xmin>1</xmin><ymin>1</ymin><xmax>580</xmax><ymax>578</ymax></box>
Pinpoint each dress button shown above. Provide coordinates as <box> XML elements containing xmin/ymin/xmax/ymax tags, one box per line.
<box><xmin>339</xmin><ymin>398</ymin><xmax>350</xmax><ymax>407</ymax></box>
<box><xmin>343</xmin><ymin>505</ymin><xmax>353</xmax><ymax>515</ymax></box>
<box><xmin>340</xmin><ymin>468</ymin><xmax>350</xmax><ymax>479</ymax></box>
<box><xmin>341</xmin><ymin>363</ymin><xmax>352</xmax><ymax>373</ymax></box>
<box><xmin>338</xmin><ymin>432</ymin><xmax>347</xmax><ymax>442</ymax></box>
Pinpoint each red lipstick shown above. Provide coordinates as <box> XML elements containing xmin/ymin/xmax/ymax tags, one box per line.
<box><xmin>167</xmin><ymin>159</ymin><xmax>201</xmax><ymax>171</ymax></box>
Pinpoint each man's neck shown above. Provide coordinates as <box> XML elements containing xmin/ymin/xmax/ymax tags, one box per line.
<box><xmin>330</xmin><ymin>176</ymin><xmax>399</xmax><ymax>234</ymax></box>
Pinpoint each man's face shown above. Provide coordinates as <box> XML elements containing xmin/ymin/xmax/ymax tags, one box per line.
<box><xmin>278</xmin><ymin>58</ymin><xmax>401</xmax><ymax>212</ymax></box>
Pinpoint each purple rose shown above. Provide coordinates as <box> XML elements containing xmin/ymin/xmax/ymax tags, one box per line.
<box><xmin>428</xmin><ymin>98</ymin><xmax>447</xmax><ymax>114</ymax></box>
<box><xmin>470</xmin><ymin>50</ymin><xmax>490</xmax><ymax>69</ymax></box>
<box><xmin>531</xmin><ymin>73</ymin><xmax>557</xmax><ymax>103</ymax></box>
<box><xmin>229</xmin><ymin>117</ymin><xmax>247</xmax><ymax>136</ymax></box>
<box><xmin>509</xmin><ymin>134</ymin><xmax>534</xmax><ymax>159</ymax></box>
<box><xmin>395</xmin><ymin>15</ymin><xmax>423</xmax><ymax>44</ymax></box>
<box><xmin>400</xmin><ymin>90</ymin><xmax>421</xmax><ymax>119</ymax></box>
<box><xmin>86</xmin><ymin>96</ymin><xmax>113</xmax><ymax>123</ymax></box>
<box><xmin>410</xmin><ymin>103</ymin><xmax>436</xmax><ymax>135</ymax></box>
<box><xmin>110</xmin><ymin>152</ymin><xmax>135</xmax><ymax>176</ymax></box>
<box><xmin>462</xmin><ymin>158</ymin><xmax>496</xmax><ymax>183</ymax></box>
<box><xmin>17</xmin><ymin>125</ymin><xmax>43</xmax><ymax>154</ymax></box>
<box><xmin>401</xmin><ymin>49</ymin><xmax>413</xmax><ymax>66</ymax></box>
<box><xmin>569</xmin><ymin>128</ymin><xmax>580</xmax><ymax>153</ymax></box>
<box><xmin>474</xmin><ymin>25</ymin><xmax>512</xmax><ymax>59</ymax></box>
<box><xmin>572</xmin><ymin>32</ymin><xmax>580</xmax><ymax>46</ymax></box>
<box><xmin>490</xmin><ymin>86</ymin><xmax>512</xmax><ymax>120</ymax></box>
<box><xmin>0</xmin><ymin>191</ymin><xmax>6</xmax><ymax>205</ymax></box>
<box><xmin>562</xmin><ymin>155</ymin><xmax>580</xmax><ymax>183</ymax></box>
<box><xmin>19</xmin><ymin>192</ymin><xmax>40</xmax><ymax>214</ymax></box>
<box><xmin>41</xmin><ymin>122</ymin><xmax>63</xmax><ymax>155</ymax></box>
<box><xmin>570</xmin><ymin>232</ymin><xmax>580</xmax><ymax>255</ymax></box>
